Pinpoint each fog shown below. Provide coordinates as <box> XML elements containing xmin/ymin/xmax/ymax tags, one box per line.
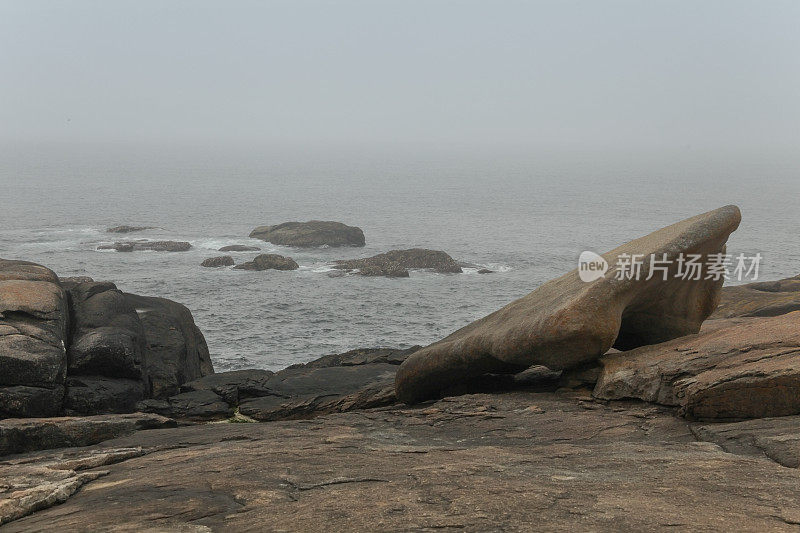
<box><xmin>1</xmin><ymin>0</ymin><xmax>799</xmax><ymax>158</ymax></box>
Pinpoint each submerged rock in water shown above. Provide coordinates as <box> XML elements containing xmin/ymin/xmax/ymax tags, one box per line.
<box><xmin>249</xmin><ymin>220</ymin><xmax>365</xmax><ymax>247</ymax></box>
<box><xmin>233</xmin><ymin>254</ymin><xmax>298</xmax><ymax>271</ymax></box>
<box><xmin>98</xmin><ymin>241</ymin><xmax>192</xmax><ymax>252</ymax></box>
<box><xmin>105</xmin><ymin>226</ymin><xmax>157</xmax><ymax>234</ymax></box>
<box><xmin>218</xmin><ymin>245</ymin><xmax>261</xmax><ymax>252</ymax></box>
<box><xmin>201</xmin><ymin>256</ymin><xmax>234</xmax><ymax>268</ymax></box>
<box><xmin>595</xmin><ymin>312</ymin><xmax>800</xmax><ymax>420</ymax></box>
<box><xmin>395</xmin><ymin>205</ymin><xmax>742</xmax><ymax>404</ymax></box>
<box><xmin>334</xmin><ymin>248</ymin><xmax>462</xmax><ymax>277</ymax></box>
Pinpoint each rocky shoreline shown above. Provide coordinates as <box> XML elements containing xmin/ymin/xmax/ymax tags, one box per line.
<box><xmin>3</xmin><ymin>206</ymin><xmax>800</xmax><ymax>530</ymax></box>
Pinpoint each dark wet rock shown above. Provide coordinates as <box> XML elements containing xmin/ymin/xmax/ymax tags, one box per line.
<box><xmin>201</xmin><ymin>256</ymin><xmax>234</xmax><ymax>268</ymax></box>
<box><xmin>233</xmin><ymin>253</ymin><xmax>298</xmax><ymax>271</ymax></box>
<box><xmin>712</xmin><ymin>273</ymin><xmax>800</xmax><ymax>318</ymax></box>
<box><xmin>477</xmin><ymin>268</ymin><xmax>493</xmax><ymax>274</ymax></box>
<box><xmin>65</xmin><ymin>376</ymin><xmax>147</xmax><ymax>415</ymax></box>
<box><xmin>123</xmin><ymin>293</ymin><xmax>213</xmax><ymax>399</ymax></box>
<box><xmin>303</xmin><ymin>346</ymin><xmax>420</xmax><ymax>368</ymax></box>
<box><xmin>396</xmin><ymin>206</ymin><xmax>742</xmax><ymax>404</ymax></box>
<box><xmin>218</xmin><ymin>245</ymin><xmax>260</xmax><ymax>252</ymax></box>
<box><xmin>105</xmin><ymin>226</ymin><xmax>157</xmax><ymax>234</ymax></box>
<box><xmin>66</xmin><ymin>282</ymin><xmax>146</xmax><ymax>384</ymax></box>
<box><xmin>335</xmin><ymin>248</ymin><xmax>462</xmax><ymax>277</ymax></box>
<box><xmin>0</xmin><ymin>412</ymin><xmax>175</xmax><ymax>456</ymax></box>
<box><xmin>136</xmin><ymin>390</ymin><xmax>232</xmax><ymax>421</ymax></box>
<box><xmin>180</xmin><ymin>369</ymin><xmax>275</xmax><ymax>405</ymax></box>
<box><xmin>239</xmin><ymin>364</ymin><xmax>398</xmax><ymax>421</ymax></box>
<box><xmin>97</xmin><ymin>241</ymin><xmax>192</xmax><ymax>252</ymax></box>
<box><xmin>249</xmin><ymin>220</ymin><xmax>365</xmax><ymax>247</ymax></box>
<box><xmin>0</xmin><ymin>386</ymin><xmax>64</xmax><ymax>418</ymax></box>
<box><xmin>594</xmin><ymin>312</ymin><xmax>800</xmax><ymax>420</ymax></box>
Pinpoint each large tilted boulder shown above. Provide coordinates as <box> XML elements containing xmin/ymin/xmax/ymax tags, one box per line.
<box><xmin>594</xmin><ymin>312</ymin><xmax>800</xmax><ymax>420</ymax></box>
<box><xmin>396</xmin><ymin>206</ymin><xmax>742</xmax><ymax>404</ymax></box>
<box><xmin>249</xmin><ymin>221</ymin><xmax>365</xmax><ymax>247</ymax></box>
<box><xmin>0</xmin><ymin>260</ymin><xmax>68</xmax><ymax>418</ymax></box>
<box><xmin>334</xmin><ymin>249</ymin><xmax>462</xmax><ymax>277</ymax></box>
<box><xmin>233</xmin><ymin>254</ymin><xmax>298</xmax><ymax>271</ymax></box>
<box><xmin>712</xmin><ymin>274</ymin><xmax>800</xmax><ymax>318</ymax></box>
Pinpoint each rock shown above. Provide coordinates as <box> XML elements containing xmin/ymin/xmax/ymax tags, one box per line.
<box><xmin>692</xmin><ymin>415</ymin><xmax>800</xmax><ymax>468</ymax></box>
<box><xmin>105</xmin><ymin>226</ymin><xmax>156</xmax><ymax>234</ymax></box>
<box><xmin>395</xmin><ymin>205</ymin><xmax>742</xmax><ymax>404</ymax></box>
<box><xmin>97</xmin><ymin>241</ymin><xmax>191</xmax><ymax>252</ymax></box>
<box><xmin>335</xmin><ymin>249</ymin><xmax>462</xmax><ymax>277</ymax></box>
<box><xmin>712</xmin><ymin>274</ymin><xmax>800</xmax><ymax>318</ymax></box>
<box><xmin>239</xmin><ymin>364</ymin><xmax>398</xmax><ymax>421</ymax></box>
<box><xmin>65</xmin><ymin>281</ymin><xmax>147</xmax><ymax>414</ymax></box>
<box><xmin>58</xmin><ymin>276</ymin><xmax>94</xmax><ymax>287</ymax></box>
<box><xmin>594</xmin><ymin>312</ymin><xmax>800</xmax><ymax>420</ymax></box>
<box><xmin>136</xmin><ymin>390</ymin><xmax>232</xmax><ymax>421</ymax></box>
<box><xmin>249</xmin><ymin>221</ymin><xmax>365</xmax><ymax>247</ymax></box>
<box><xmin>303</xmin><ymin>346</ymin><xmax>420</xmax><ymax>368</ymax></box>
<box><xmin>0</xmin><ymin>272</ymin><xmax>68</xmax><ymax>417</ymax></box>
<box><xmin>477</xmin><ymin>268</ymin><xmax>493</xmax><ymax>274</ymax></box>
<box><xmin>0</xmin><ymin>386</ymin><xmax>64</xmax><ymax>418</ymax></box>
<box><xmin>218</xmin><ymin>245</ymin><xmax>260</xmax><ymax>252</ymax></box>
<box><xmin>0</xmin><ymin>412</ymin><xmax>175</xmax><ymax>456</ymax></box>
<box><xmin>233</xmin><ymin>254</ymin><xmax>298</xmax><ymax>271</ymax></box>
<box><xmin>0</xmin><ymin>259</ymin><xmax>60</xmax><ymax>283</ymax></box>
<box><xmin>180</xmin><ymin>369</ymin><xmax>275</xmax><ymax>405</ymax></box>
<box><xmin>201</xmin><ymin>256</ymin><xmax>234</xmax><ymax>268</ymax></box>
<box><xmin>8</xmin><ymin>392</ymin><xmax>800</xmax><ymax>531</ymax></box>
<box><xmin>123</xmin><ymin>293</ymin><xmax>214</xmax><ymax>398</ymax></box>
<box><xmin>64</xmin><ymin>376</ymin><xmax>147</xmax><ymax>415</ymax></box>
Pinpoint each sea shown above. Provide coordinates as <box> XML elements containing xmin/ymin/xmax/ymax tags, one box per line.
<box><xmin>2</xmin><ymin>142</ymin><xmax>798</xmax><ymax>371</ymax></box>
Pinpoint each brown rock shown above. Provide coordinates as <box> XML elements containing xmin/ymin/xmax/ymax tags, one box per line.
<box><xmin>233</xmin><ymin>254</ymin><xmax>298</xmax><ymax>271</ymax></box>
<box><xmin>712</xmin><ymin>274</ymin><xmax>800</xmax><ymax>318</ymax></box>
<box><xmin>7</xmin><ymin>392</ymin><xmax>800</xmax><ymax>531</ymax></box>
<box><xmin>594</xmin><ymin>312</ymin><xmax>800</xmax><ymax>420</ymax></box>
<box><xmin>249</xmin><ymin>220</ymin><xmax>365</xmax><ymax>247</ymax></box>
<box><xmin>396</xmin><ymin>206</ymin><xmax>742</xmax><ymax>404</ymax></box>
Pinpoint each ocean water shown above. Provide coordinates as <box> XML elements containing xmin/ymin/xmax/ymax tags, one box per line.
<box><xmin>2</xmin><ymin>143</ymin><xmax>798</xmax><ymax>371</ymax></box>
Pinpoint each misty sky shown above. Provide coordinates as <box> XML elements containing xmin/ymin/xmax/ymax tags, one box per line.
<box><xmin>2</xmin><ymin>1</ymin><xmax>799</xmax><ymax>152</ymax></box>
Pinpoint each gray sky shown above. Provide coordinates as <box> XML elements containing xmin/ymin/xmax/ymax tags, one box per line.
<box><xmin>2</xmin><ymin>0</ymin><xmax>799</xmax><ymax>152</ymax></box>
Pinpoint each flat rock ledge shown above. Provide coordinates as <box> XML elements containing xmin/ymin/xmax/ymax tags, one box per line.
<box><xmin>4</xmin><ymin>392</ymin><xmax>800</xmax><ymax>531</ymax></box>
